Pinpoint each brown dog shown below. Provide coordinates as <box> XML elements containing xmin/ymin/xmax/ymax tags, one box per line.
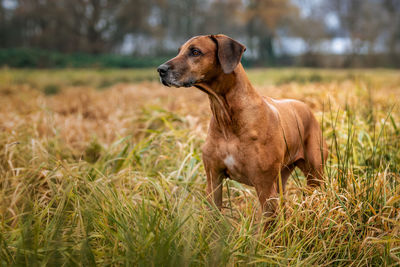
<box><xmin>157</xmin><ymin>34</ymin><xmax>328</xmax><ymax>221</ymax></box>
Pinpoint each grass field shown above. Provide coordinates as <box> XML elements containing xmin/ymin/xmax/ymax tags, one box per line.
<box><xmin>1</xmin><ymin>67</ymin><xmax>400</xmax><ymax>266</ymax></box>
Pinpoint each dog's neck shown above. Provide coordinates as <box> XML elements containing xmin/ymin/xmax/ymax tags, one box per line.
<box><xmin>195</xmin><ymin>64</ymin><xmax>265</xmax><ymax>139</ymax></box>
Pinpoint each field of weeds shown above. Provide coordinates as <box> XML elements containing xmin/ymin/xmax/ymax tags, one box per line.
<box><xmin>1</xmin><ymin>67</ymin><xmax>400</xmax><ymax>266</ymax></box>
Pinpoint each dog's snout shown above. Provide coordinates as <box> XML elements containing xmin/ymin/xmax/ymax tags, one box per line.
<box><xmin>157</xmin><ymin>64</ymin><xmax>169</xmax><ymax>77</ymax></box>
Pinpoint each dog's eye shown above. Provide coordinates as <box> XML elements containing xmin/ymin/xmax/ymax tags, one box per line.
<box><xmin>191</xmin><ymin>49</ymin><xmax>201</xmax><ymax>56</ymax></box>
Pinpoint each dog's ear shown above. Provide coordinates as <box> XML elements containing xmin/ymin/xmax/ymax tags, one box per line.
<box><xmin>211</xmin><ymin>34</ymin><xmax>246</xmax><ymax>74</ymax></box>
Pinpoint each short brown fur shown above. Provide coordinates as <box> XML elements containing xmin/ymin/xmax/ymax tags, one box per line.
<box><xmin>157</xmin><ymin>34</ymin><xmax>328</xmax><ymax>228</ymax></box>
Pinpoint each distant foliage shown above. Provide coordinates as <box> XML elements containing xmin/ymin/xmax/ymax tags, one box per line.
<box><xmin>0</xmin><ymin>0</ymin><xmax>399</xmax><ymax>67</ymax></box>
<box><xmin>0</xmin><ymin>48</ymin><xmax>169</xmax><ymax>68</ymax></box>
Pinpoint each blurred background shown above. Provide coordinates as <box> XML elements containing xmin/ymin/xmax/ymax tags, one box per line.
<box><xmin>1</xmin><ymin>2</ymin><xmax>400</xmax><ymax>265</ymax></box>
<box><xmin>0</xmin><ymin>0</ymin><xmax>399</xmax><ymax>68</ymax></box>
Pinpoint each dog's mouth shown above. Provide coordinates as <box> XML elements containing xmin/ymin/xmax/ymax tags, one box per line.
<box><xmin>160</xmin><ymin>78</ymin><xmax>171</xmax><ymax>87</ymax></box>
<box><xmin>160</xmin><ymin>78</ymin><xmax>180</xmax><ymax>88</ymax></box>
<box><xmin>182</xmin><ymin>80</ymin><xmax>195</xmax><ymax>87</ymax></box>
<box><xmin>160</xmin><ymin>76</ymin><xmax>196</xmax><ymax>88</ymax></box>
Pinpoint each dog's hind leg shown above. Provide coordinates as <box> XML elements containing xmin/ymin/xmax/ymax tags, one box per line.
<box><xmin>297</xmin><ymin>131</ymin><xmax>327</xmax><ymax>187</ymax></box>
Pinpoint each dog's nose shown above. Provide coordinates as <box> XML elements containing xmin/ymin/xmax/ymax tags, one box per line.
<box><xmin>157</xmin><ymin>64</ymin><xmax>169</xmax><ymax>77</ymax></box>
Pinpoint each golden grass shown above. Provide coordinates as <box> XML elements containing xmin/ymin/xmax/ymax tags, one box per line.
<box><xmin>0</xmin><ymin>68</ymin><xmax>399</xmax><ymax>266</ymax></box>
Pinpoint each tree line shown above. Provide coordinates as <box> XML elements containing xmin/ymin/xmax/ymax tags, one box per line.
<box><xmin>0</xmin><ymin>0</ymin><xmax>399</xmax><ymax>67</ymax></box>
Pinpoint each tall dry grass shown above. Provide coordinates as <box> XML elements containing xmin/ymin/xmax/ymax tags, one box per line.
<box><xmin>0</xmin><ymin>68</ymin><xmax>399</xmax><ymax>266</ymax></box>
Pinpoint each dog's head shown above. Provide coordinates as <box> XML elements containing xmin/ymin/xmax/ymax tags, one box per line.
<box><xmin>157</xmin><ymin>34</ymin><xmax>246</xmax><ymax>87</ymax></box>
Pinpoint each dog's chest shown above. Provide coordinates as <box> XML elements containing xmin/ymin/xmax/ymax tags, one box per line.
<box><xmin>223</xmin><ymin>154</ymin><xmax>236</xmax><ymax>169</ymax></box>
<box><xmin>223</xmin><ymin>153</ymin><xmax>252</xmax><ymax>185</ymax></box>
<box><xmin>218</xmin><ymin>140</ymin><xmax>253</xmax><ymax>185</ymax></box>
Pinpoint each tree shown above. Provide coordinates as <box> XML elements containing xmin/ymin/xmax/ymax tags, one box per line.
<box><xmin>382</xmin><ymin>0</ymin><xmax>400</xmax><ymax>66</ymax></box>
<box><xmin>245</xmin><ymin>0</ymin><xmax>297</xmax><ymax>65</ymax></box>
<box><xmin>287</xmin><ymin>0</ymin><xmax>332</xmax><ymax>67</ymax></box>
<box><xmin>330</xmin><ymin>0</ymin><xmax>392</xmax><ymax>66</ymax></box>
<box><xmin>201</xmin><ymin>0</ymin><xmax>244</xmax><ymax>37</ymax></box>
<box><xmin>9</xmin><ymin>0</ymin><xmax>123</xmax><ymax>53</ymax></box>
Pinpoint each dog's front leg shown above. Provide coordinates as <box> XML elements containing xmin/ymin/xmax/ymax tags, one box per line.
<box><xmin>255</xmin><ymin>183</ymin><xmax>278</xmax><ymax>218</ymax></box>
<box><xmin>252</xmin><ymin>168</ymin><xmax>281</xmax><ymax>231</ymax></box>
<box><xmin>203</xmin><ymin>159</ymin><xmax>224</xmax><ymax>210</ymax></box>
